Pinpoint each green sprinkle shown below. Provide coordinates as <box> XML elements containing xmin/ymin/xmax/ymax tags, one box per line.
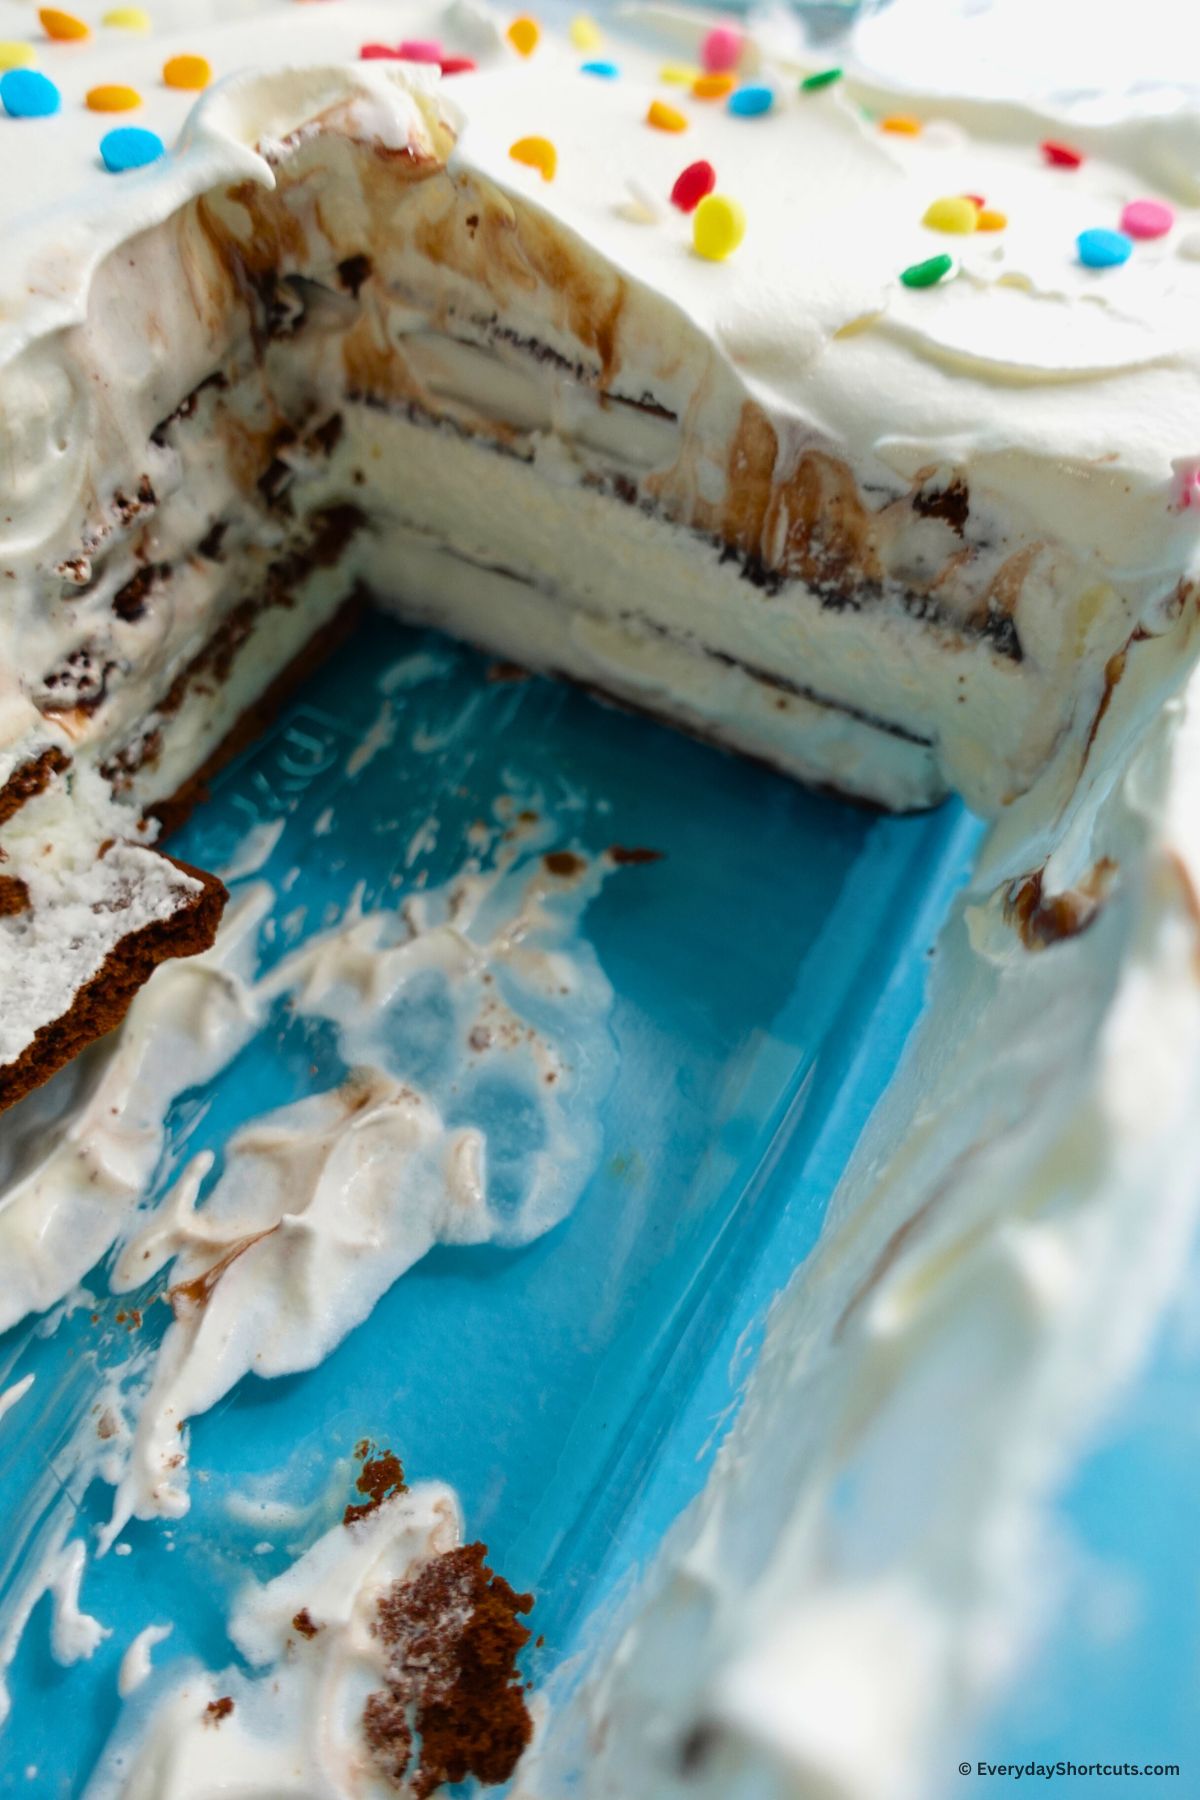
<box><xmin>800</xmin><ymin>66</ymin><xmax>842</xmax><ymax>92</ymax></box>
<box><xmin>900</xmin><ymin>253</ymin><xmax>954</xmax><ymax>289</ymax></box>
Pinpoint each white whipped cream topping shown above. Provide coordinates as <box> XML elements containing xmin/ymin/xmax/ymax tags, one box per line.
<box><xmin>117</xmin><ymin>1624</ymin><xmax>173</xmax><ymax>1701</ymax></box>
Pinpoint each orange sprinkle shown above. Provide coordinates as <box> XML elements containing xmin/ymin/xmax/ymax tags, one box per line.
<box><xmin>976</xmin><ymin>206</ymin><xmax>1008</xmax><ymax>231</ymax></box>
<box><xmin>880</xmin><ymin>114</ymin><xmax>922</xmax><ymax>136</ymax></box>
<box><xmin>692</xmin><ymin>71</ymin><xmax>734</xmax><ymax>100</ymax></box>
<box><xmin>39</xmin><ymin>8</ymin><xmax>89</xmax><ymax>39</ymax></box>
<box><xmin>647</xmin><ymin>98</ymin><xmax>688</xmax><ymax>132</ymax></box>
<box><xmin>509</xmin><ymin>134</ymin><xmax>556</xmax><ymax>180</ymax></box>
<box><xmin>163</xmin><ymin>52</ymin><xmax>211</xmax><ymax>89</ymax></box>
<box><xmin>86</xmin><ymin>82</ymin><xmax>141</xmax><ymax>110</ymax></box>
<box><xmin>507</xmin><ymin>15</ymin><xmax>540</xmax><ymax>56</ymax></box>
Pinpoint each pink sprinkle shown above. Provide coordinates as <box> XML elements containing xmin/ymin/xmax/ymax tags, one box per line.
<box><xmin>397</xmin><ymin>38</ymin><xmax>443</xmax><ymax>62</ymax></box>
<box><xmin>1121</xmin><ymin>198</ymin><xmax>1174</xmax><ymax>240</ymax></box>
<box><xmin>439</xmin><ymin>54</ymin><xmax>476</xmax><ymax>75</ymax></box>
<box><xmin>1172</xmin><ymin>456</ymin><xmax>1200</xmax><ymax>511</ymax></box>
<box><xmin>360</xmin><ymin>43</ymin><xmax>404</xmax><ymax>59</ymax></box>
<box><xmin>701</xmin><ymin>24</ymin><xmax>742</xmax><ymax>73</ymax></box>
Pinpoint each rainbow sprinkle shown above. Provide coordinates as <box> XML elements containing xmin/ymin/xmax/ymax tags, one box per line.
<box><xmin>102</xmin><ymin>6</ymin><xmax>151</xmax><ymax>27</ymax></box>
<box><xmin>568</xmin><ymin>15</ymin><xmax>602</xmax><ymax>51</ymax></box>
<box><xmin>580</xmin><ymin>59</ymin><xmax>618</xmax><ymax>78</ymax></box>
<box><xmin>700</xmin><ymin>25</ymin><xmax>741</xmax><ymax>74</ymax></box>
<box><xmin>800</xmin><ymin>67</ymin><xmax>842</xmax><ymax>92</ymax></box>
<box><xmin>1</xmin><ymin>68</ymin><xmax>60</xmax><ymax>117</ymax></box>
<box><xmin>509</xmin><ymin>134</ymin><xmax>556</xmax><ymax>181</ymax></box>
<box><xmin>647</xmin><ymin>98</ymin><xmax>687</xmax><ymax>132</ymax></box>
<box><xmin>1041</xmin><ymin>139</ymin><xmax>1083</xmax><ymax>169</ymax></box>
<box><xmin>163</xmin><ymin>54</ymin><xmax>211</xmax><ymax>90</ymax></box>
<box><xmin>87</xmin><ymin>83</ymin><xmax>142</xmax><ymax>111</ymax></box>
<box><xmin>671</xmin><ymin>159</ymin><xmax>716</xmax><ymax>214</ymax></box>
<box><xmin>728</xmin><ymin>84</ymin><xmax>773</xmax><ymax>118</ymax></box>
<box><xmin>693</xmin><ymin>192</ymin><xmax>745</xmax><ymax>261</ymax></box>
<box><xmin>507</xmin><ymin>16</ymin><xmax>541</xmax><ymax>57</ymax></box>
<box><xmin>1121</xmin><ymin>199</ymin><xmax>1173</xmax><ymax>240</ymax></box>
<box><xmin>692</xmin><ymin>71</ymin><xmax>733</xmax><ymax>100</ymax></box>
<box><xmin>1077</xmin><ymin>227</ymin><xmax>1131</xmax><ymax>269</ymax></box>
<box><xmin>100</xmin><ymin>124</ymin><xmax>164</xmax><ymax>171</ymax></box>
<box><xmin>900</xmin><ymin>253</ymin><xmax>954</xmax><ymax>288</ymax></box>
<box><xmin>922</xmin><ymin>196</ymin><xmax>977</xmax><ymax>234</ymax></box>
<box><xmin>0</xmin><ymin>42</ymin><xmax>34</xmax><ymax>70</ymax></box>
<box><xmin>39</xmin><ymin>8</ymin><xmax>88</xmax><ymax>41</ymax></box>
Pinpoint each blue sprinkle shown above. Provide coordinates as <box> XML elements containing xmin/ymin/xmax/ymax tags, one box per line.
<box><xmin>100</xmin><ymin>126</ymin><xmax>165</xmax><ymax>173</ymax></box>
<box><xmin>728</xmin><ymin>84</ymin><xmax>774</xmax><ymax>117</ymax></box>
<box><xmin>1</xmin><ymin>69</ymin><xmax>61</xmax><ymax>119</ymax></box>
<box><xmin>1077</xmin><ymin>227</ymin><xmax>1132</xmax><ymax>269</ymax></box>
<box><xmin>580</xmin><ymin>58</ymin><xmax>619</xmax><ymax>77</ymax></box>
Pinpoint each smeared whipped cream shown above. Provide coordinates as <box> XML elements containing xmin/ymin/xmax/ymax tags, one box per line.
<box><xmin>87</xmin><ymin>1483</ymin><xmax>463</xmax><ymax>1797</ymax></box>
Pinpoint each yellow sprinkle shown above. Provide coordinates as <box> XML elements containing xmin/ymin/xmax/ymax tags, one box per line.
<box><xmin>658</xmin><ymin>62</ymin><xmax>698</xmax><ymax>85</ymax></box>
<box><xmin>39</xmin><ymin>8</ymin><xmax>90</xmax><ymax>40</ymax></box>
<box><xmin>692</xmin><ymin>71</ymin><xmax>734</xmax><ymax>99</ymax></box>
<box><xmin>163</xmin><ymin>52</ymin><xmax>211</xmax><ymax>90</ymax></box>
<box><xmin>568</xmin><ymin>15</ymin><xmax>601</xmax><ymax>51</ymax></box>
<box><xmin>509</xmin><ymin>134</ymin><xmax>556</xmax><ymax>181</ymax></box>
<box><xmin>507</xmin><ymin>15</ymin><xmax>540</xmax><ymax>56</ymax></box>
<box><xmin>102</xmin><ymin>5</ymin><xmax>151</xmax><ymax>26</ymax></box>
<box><xmin>976</xmin><ymin>206</ymin><xmax>1007</xmax><ymax>232</ymax></box>
<box><xmin>880</xmin><ymin>113</ymin><xmax>921</xmax><ymax>135</ymax></box>
<box><xmin>0</xmin><ymin>40</ymin><xmax>34</xmax><ymax>69</ymax></box>
<box><xmin>922</xmin><ymin>195</ymin><xmax>977</xmax><ymax>234</ymax></box>
<box><xmin>693</xmin><ymin>193</ymin><xmax>745</xmax><ymax>261</ymax></box>
<box><xmin>646</xmin><ymin>98</ymin><xmax>687</xmax><ymax>132</ymax></box>
<box><xmin>87</xmin><ymin>82</ymin><xmax>142</xmax><ymax>110</ymax></box>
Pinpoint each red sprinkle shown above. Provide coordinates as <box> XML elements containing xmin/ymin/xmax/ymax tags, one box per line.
<box><xmin>963</xmin><ymin>193</ymin><xmax>985</xmax><ymax>207</ymax></box>
<box><xmin>397</xmin><ymin>38</ymin><xmax>442</xmax><ymax>61</ymax></box>
<box><xmin>360</xmin><ymin>42</ymin><xmax>404</xmax><ymax>58</ymax></box>
<box><xmin>1041</xmin><ymin>139</ymin><xmax>1083</xmax><ymax>168</ymax></box>
<box><xmin>439</xmin><ymin>54</ymin><xmax>477</xmax><ymax>75</ymax></box>
<box><xmin>671</xmin><ymin>159</ymin><xmax>717</xmax><ymax>213</ymax></box>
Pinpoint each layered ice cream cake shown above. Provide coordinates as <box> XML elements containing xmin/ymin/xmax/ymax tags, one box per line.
<box><xmin>4</xmin><ymin>0</ymin><xmax>1200</xmax><ymax>1110</ymax></box>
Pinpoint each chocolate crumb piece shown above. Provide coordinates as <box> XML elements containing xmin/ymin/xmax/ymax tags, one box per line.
<box><xmin>337</xmin><ymin>253</ymin><xmax>373</xmax><ymax>297</ymax></box>
<box><xmin>343</xmin><ymin>1446</ymin><xmax>408</xmax><ymax>1527</ymax></box>
<box><xmin>608</xmin><ymin>845</ymin><xmax>664</xmax><ymax>866</ymax></box>
<box><xmin>912</xmin><ymin>475</ymin><xmax>969</xmax><ymax>534</ymax></box>
<box><xmin>204</xmin><ymin>1696</ymin><xmax>234</xmax><ymax>1726</ymax></box>
<box><xmin>363</xmin><ymin>1541</ymin><xmax>534</xmax><ymax>1798</ymax></box>
<box><xmin>542</xmin><ymin>850</ymin><xmax>585</xmax><ymax>878</ymax></box>
<box><xmin>292</xmin><ymin>1608</ymin><xmax>321</xmax><ymax>1640</ymax></box>
<box><xmin>1005</xmin><ymin>857</ymin><xmax>1116</xmax><ymax>950</ymax></box>
<box><xmin>0</xmin><ymin>874</ymin><xmax>29</xmax><ymax>916</ymax></box>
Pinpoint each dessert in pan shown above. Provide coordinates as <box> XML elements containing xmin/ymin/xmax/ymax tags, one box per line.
<box><xmin>0</xmin><ymin>0</ymin><xmax>1199</xmax><ymax>1793</ymax></box>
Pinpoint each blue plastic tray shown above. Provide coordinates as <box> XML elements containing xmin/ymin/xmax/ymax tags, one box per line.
<box><xmin>0</xmin><ymin>610</ymin><xmax>988</xmax><ymax>1791</ymax></box>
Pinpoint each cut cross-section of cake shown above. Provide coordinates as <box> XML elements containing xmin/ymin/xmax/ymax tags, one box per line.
<box><xmin>2</xmin><ymin>0</ymin><xmax>1199</xmax><ymax>1107</ymax></box>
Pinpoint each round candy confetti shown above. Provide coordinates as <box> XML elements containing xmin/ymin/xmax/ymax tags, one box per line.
<box><xmin>922</xmin><ymin>195</ymin><xmax>977</xmax><ymax>234</ymax></box>
<box><xmin>163</xmin><ymin>53</ymin><xmax>211</xmax><ymax>90</ymax></box>
<box><xmin>87</xmin><ymin>83</ymin><xmax>141</xmax><ymax>111</ymax></box>
<box><xmin>900</xmin><ymin>253</ymin><xmax>954</xmax><ymax>289</ymax></box>
<box><xmin>102</xmin><ymin>6</ymin><xmax>152</xmax><ymax>26</ymax></box>
<box><xmin>569</xmin><ymin>15</ymin><xmax>602</xmax><ymax>51</ymax></box>
<box><xmin>647</xmin><ymin>98</ymin><xmax>687</xmax><ymax>132</ymax></box>
<box><xmin>659</xmin><ymin>63</ymin><xmax>698</xmax><ymax>85</ymax></box>
<box><xmin>509</xmin><ymin>134</ymin><xmax>555</xmax><ymax>180</ymax></box>
<box><xmin>976</xmin><ymin>207</ymin><xmax>1007</xmax><ymax>232</ymax></box>
<box><xmin>701</xmin><ymin>25</ymin><xmax>741</xmax><ymax>73</ymax></box>
<box><xmin>692</xmin><ymin>71</ymin><xmax>733</xmax><ymax>99</ymax></box>
<box><xmin>507</xmin><ymin>16</ymin><xmax>540</xmax><ymax>57</ymax></box>
<box><xmin>800</xmin><ymin>67</ymin><xmax>842</xmax><ymax>91</ymax></box>
<box><xmin>1041</xmin><ymin>139</ymin><xmax>1083</xmax><ymax>168</ymax></box>
<box><xmin>1120</xmin><ymin>198</ymin><xmax>1173</xmax><ymax>240</ymax></box>
<box><xmin>397</xmin><ymin>39</ymin><xmax>442</xmax><ymax>62</ymax></box>
<box><xmin>439</xmin><ymin>55</ymin><xmax>476</xmax><ymax>75</ymax></box>
<box><xmin>580</xmin><ymin>59</ymin><xmax>618</xmax><ymax>77</ymax></box>
<box><xmin>693</xmin><ymin>192</ymin><xmax>745</xmax><ymax>260</ymax></box>
<box><xmin>671</xmin><ymin>159</ymin><xmax>716</xmax><ymax>214</ymax></box>
<box><xmin>1</xmin><ymin>68</ymin><xmax>60</xmax><ymax>116</ymax></box>
<box><xmin>728</xmin><ymin>84</ymin><xmax>772</xmax><ymax>117</ymax></box>
<box><xmin>39</xmin><ymin>8</ymin><xmax>88</xmax><ymax>40</ymax></box>
<box><xmin>881</xmin><ymin>114</ymin><xmax>921</xmax><ymax>135</ymax></box>
<box><xmin>0</xmin><ymin>42</ymin><xmax>34</xmax><ymax>70</ymax></box>
<box><xmin>361</xmin><ymin>43</ymin><xmax>403</xmax><ymax>59</ymax></box>
<box><xmin>1077</xmin><ymin>227</ymin><xmax>1131</xmax><ymax>268</ymax></box>
<box><xmin>100</xmin><ymin>124</ymin><xmax>164</xmax><ymax>170</ymax></box>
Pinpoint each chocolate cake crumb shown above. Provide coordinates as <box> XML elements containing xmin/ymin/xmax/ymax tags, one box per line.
<box><xmin>1006</xmin><ymin>857</ymin><xmax>1116</xmax><ymax>950</ymax></box>
<box><xmin>609</xmin><ymin>845</ymin><xmax>664</xmax><ymax>865</ymax></box>
<box><xmin>343</xmin><ymin>1445</ymin><xmax>408</xmax><ymax>1527</ymax></box>
<box><xmin>0</xmin><ymin>874</ymin><xmax>29</xmax><ymax>916</ymax></box>
<box><xmin>337</xmin><ymin>253</ymin><xmax>373</xmax><ymax>296</ymax></box>
<box><xmin>542</xmin><ymin>851</ymin><xmax>585</xmax><ymax>878</ymax></box>
<box><xmin>204</xmin><ymin>1696</ymin><xmax>234</xmax><ymax>1726</ymax></box>
<box><xmin>292</xmin><ymin>1608</ymin><xmax>321</xmax><ymax>1640</ymax></box>
<box><xmin>912</xmin><ymin>476</ymin><xmax>969</xmax><ymax>534</ymax></box>
<box><xmin>363</xmin><ymin>1541</ymin><xmax>533</xmax><ymax>1798</ymax></box>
